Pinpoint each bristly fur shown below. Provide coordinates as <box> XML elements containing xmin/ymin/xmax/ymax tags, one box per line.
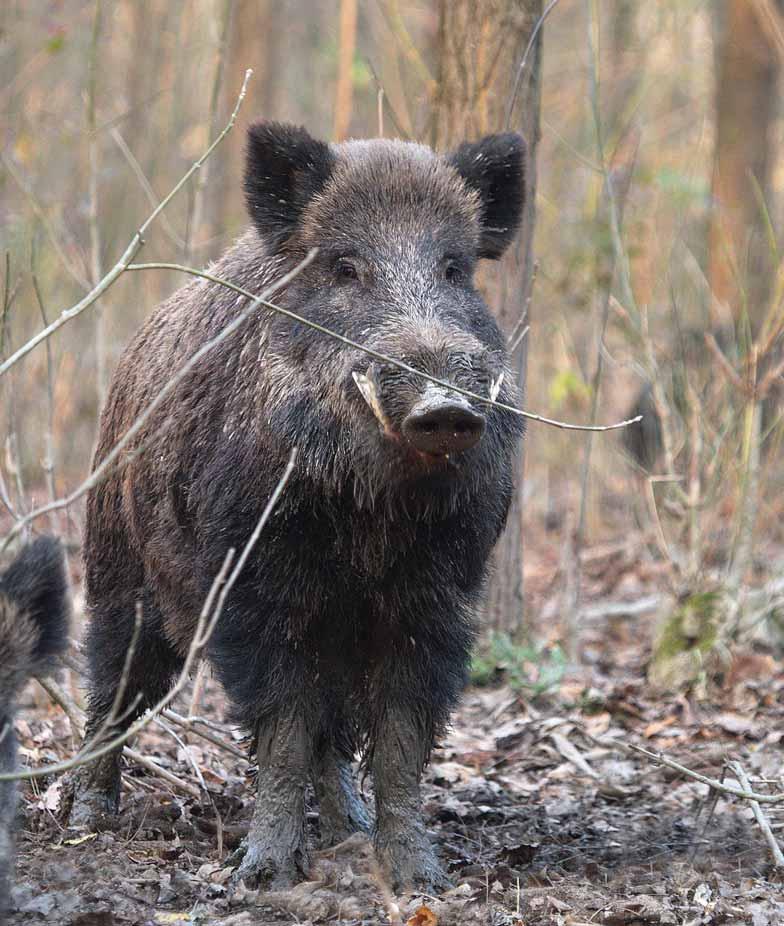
<box><xmin>0</xmin><ymin>536</ymin><xmax>69</xmax><ymax>707</ymax></box>
<box><xmin>448</xmin><ymin>133</ymin><xmax>526</xmax><ymax>259</ymax></box>
<box><xmin>77</xmin><ymin>123</ymin><xmax>526</xmax><ymax>888</ymax></box>
<box><xmin>0</xmin><ymin>536</ymin><xmax>69</xmax><ymax>917</ymax></box>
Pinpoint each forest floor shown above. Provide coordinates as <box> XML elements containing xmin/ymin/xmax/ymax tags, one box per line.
<box><xmin>8</xmin><ymin>532</ymin><xmax>784</xmax><ymax>926</ymax></box>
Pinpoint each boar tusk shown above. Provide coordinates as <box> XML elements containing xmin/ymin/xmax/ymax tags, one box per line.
<box><xmin>489</xmin><ymin>372</ymin><xmax>504</xmax><ymax>402</ymax></box>
<box><xmin>352</xmin><ymin>370</ymin><xmax>375</xmax><ymax>407</ymax></box>
<box><xmin>352</xmin><ymin>370</ymin><xmax>392</xmax><ymax>430</ymax></box>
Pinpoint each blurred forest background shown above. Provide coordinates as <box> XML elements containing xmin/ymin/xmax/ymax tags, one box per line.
<box><xmin>1</xmin><ymin>0</ymin><xmax>783</xmax><ymax>691</ymax></box>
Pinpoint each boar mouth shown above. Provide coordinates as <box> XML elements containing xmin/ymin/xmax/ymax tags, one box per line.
<box><xmin>353</xmin><ymin>367</ymin><xmax>502</xmax><ymax>461</ymax></box>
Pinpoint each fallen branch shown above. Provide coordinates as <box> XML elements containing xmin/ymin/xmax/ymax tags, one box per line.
<box><xmin>125</xmin><ymin>746</ymin><xmax>201</xmax><ymax>800</ymax></box>
<box><xmin>37</xmin><ymin>663</ymin><xmax>205</xmax><ymax>801</ymax></box>
<box><xmin>611</xmin><ymin>737</ymin><xmax>784</xmax><ymax>805</ymax></box>
<box><xmin>728</xmin><ymin>760</ymin><xmax>784</xmax><ymax>868</ymax></box>
<box><xmin>162</xmin><ymin>709</ymin><xmax>247</xmax><ymax>762</ymax></box>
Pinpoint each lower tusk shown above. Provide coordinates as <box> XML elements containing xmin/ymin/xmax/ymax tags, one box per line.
<box><xmin>352</xmin><ymin>370</ymin><xmax>392</xmax><ymax>430</ymax></box>
<box><xmin>489</xmin><ymin>372</ymin><xmax>504</xmax><ymax>402</ymax></box>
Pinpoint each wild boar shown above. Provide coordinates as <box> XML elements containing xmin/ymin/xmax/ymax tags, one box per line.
<box><xmin>66</xmin><ymin>122</ymin><xmax>526</xmax><ymax>890</ymax></box>
<box><xmin>0</xmin><ymin>536</ymin><xmax>69</xmax><ymax>916</ymax></box>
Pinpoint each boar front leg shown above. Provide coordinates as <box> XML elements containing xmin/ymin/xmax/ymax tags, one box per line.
<box><xmin>372</xmin><ymin>706</ymin><xmax>450</xmax><ymax>892</ymax></box>
<box><xmin>231</xmin><ymin>712</ymin><xmax>310</xmax><ymax>888</ymax></box>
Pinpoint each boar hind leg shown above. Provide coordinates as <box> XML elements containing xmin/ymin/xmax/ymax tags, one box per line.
<box><xmin>64</xmin><ymin>599</ymin><xmax>183</xmax><ymax>828</ymax></box>
<box><xmin>372</xmin><ymin>706</ymin><xmax>450</xmax><ymax>893</ymax></box>
<box><xmin>313</xmin><ymin>739</ymin><xmax>371</xmax><ymax>847</ymax></box>
<box><xmin>231</xmin><ymin>712</ymin><xmax>310</xmax><ymax>888</ymax></box>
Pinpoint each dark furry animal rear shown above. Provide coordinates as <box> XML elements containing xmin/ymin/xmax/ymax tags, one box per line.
<box><xmin>0</xmin><ymin>537</ymin><xmax>69</xmax><ymax>918</ymax></box>
<box><xmin>68</xmin><ymin>123</ymin><xmax>526</xmax><ymax>890</ymax></box>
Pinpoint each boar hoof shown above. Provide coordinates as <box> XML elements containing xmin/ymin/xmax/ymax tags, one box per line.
<box><xmin>63</xmin><ymin>784</ymin><xmax>120</xmax><ymax>830</ymax></box>
<box><xmin>375</xmin><ymin>830</ymin><xmax>451</xmax><ymax>893</ymax></box>
<box><xmin>60</xmin><ymin>762</ymin><xmax>122</xmax><ymax>830</ymax></box>
<box><xmin>229</xmin><ymin>837</ymin><xmax>309</xmax><ymax>889</ymax></box>
<box><xmin>317</xmin><ymin>768</ymin><xmax>372</xmax><ymax>848</ymax></box>
<box><xmin>319</xmin><ymin>801</ymin><xmax>372</xmax><ymax>848</ymax></box>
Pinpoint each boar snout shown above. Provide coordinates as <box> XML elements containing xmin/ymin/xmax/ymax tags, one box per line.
<box><xmin>402</xmin><ymin>392</ymin><xmax>485</xmax><ymax>456</ymax></box>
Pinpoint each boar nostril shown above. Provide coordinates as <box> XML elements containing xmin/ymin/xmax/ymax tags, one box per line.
<box><xmin>402</xmin><ymin>402</ymin><xmax>486</xmax><ymax>455</ymax></box>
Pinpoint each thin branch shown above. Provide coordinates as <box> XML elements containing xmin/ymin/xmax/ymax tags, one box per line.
<box><xmin>1</xmin><ymin>450</ymin><xmax>295</xmax><ymax>783</ymax></box>
<box><xmin>183</xmin><ymin>0</ymin><xmax>234</xmax><ymax>262</ymax></box>
<box><xmin>86</xmin><ymin>0</ymin><xmax>105</xmax><ymax>404</ymax></box>
<box><xmin>31</xmin><ymin>240</ymin><xmax>61</xmax><ymax>537</ymax></box>
<box><xmin>0</xmin><ymin>68</ymin><xmax>253</xmax><ymax>380</ymax></box>
<box><xmin>505</xmin><ymin>0</ymin><xmax>561</xmax><ymax>129</ymax></box>
<box><xmin>36</xmin><ymin>675</ymin><xmax>83</xmax><ymax>739</ymax></box>
<box><xmin>0</xmin><ymin>212</ymin><xmax>303</xmax><ymax>552</ymax></box>
<box><xmin>379</xmin><ymin>0</ymin><xmax>434</xmax><ymax>95</ymax></box>
<box><xmin>124</xmin><ymin>746</ymin><xmax>201</xmax><ymax>800</ymax></box>
<box><xmin>36</xmin><ymin>668</ymin><xmax>202</xmax><ymax>800</ymax></box>
<box><xmin>127</xmin><ymin>262</ymin><xmax>643</xmax><ymax>434</ymax></box>
<box><xmin>154</xmin><ymin>717</ymin><xmax>208</xmax><ymax>793</ymax></box>
<box><xmin>705</xmin><ymin>332</ymin><xmax>745</xmax><ymax>393</ymax></box>
<box><xmin>729</xmin><ymin>760</ymin><xmax>784</xmax><ymax>868</ymax></box>
<box><xmin>364</xmin><ymin>57</ymin><xmax>410</xmax><ymax>140</ymax></box>
<box><xmin>162</xmin><ymin>709</ymin><xmax>247</xmax><ymax>762</ymax></box>
<box><xmin>1</xmin><ymin>154</ymin><xmax>91</xmax><ymax>292</ymax></box>
<box><xmin>507</xmin><ymin>260</ymin><xmax>537</xmax><ymax>353</ymax></box>
<box><xmin>622</xmin><ymin>741</ymin><xmax>784</xmax><ymax>804</ymax></box>
<box><xmin>109</xmin><ymin>126</ymin><xmax>185</xmax><ymax>250</ymax></box>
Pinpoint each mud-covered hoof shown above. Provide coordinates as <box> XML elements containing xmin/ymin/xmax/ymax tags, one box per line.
<box><xmin>318</xmin><ymin>793</ymin><xmax>372</xmax><ymax>849</ymax></box>
<box><xmin>375</xmin><ymin>831</ymin><xmax>451</xmax><ymax>893</ymax></box>
<box><xmin>59</xmin><ymin>768</ymin><xmax>121</xmax><ymax>831</ymax></box>
<box><xmin>319</xmin><ymin>813</ymin><xmax>371</xmax><ymax>849</ymax></box>
<box><xmin>314</xmin><ymin>755</ymin><xmax>372</xmax><ymax>849</ymax></box>
<box><xmin>228</xmin><ymin>837</ymin><xmax>309</xmax><ymax>890</ymax></box>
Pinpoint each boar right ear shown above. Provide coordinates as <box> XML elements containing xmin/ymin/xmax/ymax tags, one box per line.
<box><xmin>447</xmin><ymin>133</ymin><xmax>526</xmax><ymax>260</ymax></box>
<box><xmin>244</xmin><ymin>122</ymin><xmax>334</xmax><ymax>248</ymax></box>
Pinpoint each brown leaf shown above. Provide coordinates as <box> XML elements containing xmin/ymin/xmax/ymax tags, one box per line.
<box><xmin>643</xmin><ymin>716</ymin><xmax>676</xmax><ymax>738</ymax></box>
<box><xmin>406</xmin><ymin>905</ymin><xmax>437</xmax><ymax>926</ymax></box>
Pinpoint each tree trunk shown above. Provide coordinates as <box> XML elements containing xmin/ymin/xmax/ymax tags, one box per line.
<box><xmin>333</xmin><ymin>0</ymin><xmax>359</xmax><ymax>141</ymax></box>
<box><xmin>221</xmin><ymin>0</ymin><xmax>281</xmax><ymax>233</ymax></box>
<box><xmin>432</xmin><ymin>0</ymin><xmax>544</xmax><ymax>636</ymax></box>
<box><xmin>710</xmin><ymin>0</ymin><xmax>782</xmax><ymax>329</ymax></box>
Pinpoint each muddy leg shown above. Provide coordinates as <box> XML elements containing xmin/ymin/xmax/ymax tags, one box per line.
<box><xmin>313</xmin><ymin>745</ymin><xmax>371</xmax><ymax>847</ymax></box>
<box><xmin>372</xmin><ymin>707</ymin><xmax>449</xmax><ymax>892</ymax></box>
<box><xmin>63</xmin><ymin>599</ymin><xmax>183</xmax><ymax>829</ymax></box>
<box><xmin>231</xmin><ymin>713</ymin><xmax>310</xmax><ymax>888</ymax></box>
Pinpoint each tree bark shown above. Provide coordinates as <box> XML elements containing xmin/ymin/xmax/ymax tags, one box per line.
<box><xmin>432</xmin><ymin>0</ymin><xmax>544</xmax><ymax>636</ymax></box>
<box><xmin>333</xmin><ymin>0</ymin><xmax>359</xmax><ymax>141</ymax></box>
<box><xmin>221</xmin><ymin>0</ymin><xmax>281</xmax><ymax>232</ymax></box>
<box><xmin>710</xmin><ymin>0</ymin><xmax>782</xmax><ymax>329</ymax></box>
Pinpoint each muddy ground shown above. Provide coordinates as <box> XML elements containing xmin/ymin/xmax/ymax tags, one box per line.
<box><xmin>8</xmin><ymin>538</ymin><xmax>784</xmax><ymax>925</ymax></box>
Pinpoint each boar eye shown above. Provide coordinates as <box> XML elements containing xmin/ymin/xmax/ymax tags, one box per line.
<box><xmin>444</xmin><ymin>260</ymin><xmax>466</xmax><ymax>285</ymax></box>
<box><xmin>335</xmin><ymin>259</ymin><xmax>360</xmax><ymax>283</ymax></box>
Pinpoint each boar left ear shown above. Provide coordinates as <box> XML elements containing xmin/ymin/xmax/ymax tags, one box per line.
<box><xmin>244</xmin><ymin>121</ymin><xmax>335</xmax><ymax>249</ymax></box>
<box><xmin>447</xmin><ymin>133</ymin><xmax>526</xmax><ymax>260</ymax></box>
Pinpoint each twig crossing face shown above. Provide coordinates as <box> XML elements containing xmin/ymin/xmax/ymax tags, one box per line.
<box><xmin>127</xmin><ymin>261</ymin><xmax>642</xmax><ymax>435</ymax></box>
